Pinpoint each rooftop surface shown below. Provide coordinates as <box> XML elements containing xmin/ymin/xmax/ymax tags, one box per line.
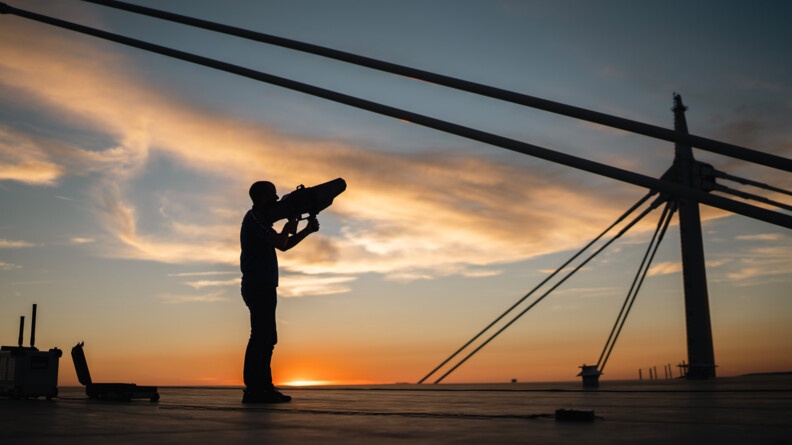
<box><xmin>3</xmin><ymin>375</ymin><xmax>791</xmax><ymax>444</ymax></box>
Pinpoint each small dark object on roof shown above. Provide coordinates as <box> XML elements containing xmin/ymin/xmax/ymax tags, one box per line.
<box><xmin>71</xmin><ymin>342</ymin><xmax>159</xmax><ymax>402</ymax></box>
<box><xmin>555</xmin><ymin>409</ymin><xmax>596</xmax><ymax>422</ymax></box>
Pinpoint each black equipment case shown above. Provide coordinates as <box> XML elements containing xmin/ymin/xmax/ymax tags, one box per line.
<box><xmin>0</xmin><ymin>304</ymin><xmax>61</xmax><ymax>399</ymax></box>
<box><xmin>71</xmin><ymin>342</ymin><xmax>159</xmax><ymax>401</ymax></box>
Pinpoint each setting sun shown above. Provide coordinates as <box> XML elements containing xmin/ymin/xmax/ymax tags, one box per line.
<box><xmin>282</xmin><ymin>380</ymin><xmax>333</xmax><ymax>387</ymax></box>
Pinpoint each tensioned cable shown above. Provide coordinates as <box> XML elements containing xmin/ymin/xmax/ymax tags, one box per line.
<box><xmin>713</xmin><ymin>169</ymin><xmax>792</xmax><ymax>198</ymax></box>
<box><xmin>431</xmin><ymin>195</ymin><xmax>669</xmax><ymax>383</ymax></box>
<box><xmin>595</xmin><ymin>202</ymin><xmax>671</xmax><ymax>369</ymax></box>
<box><xmin>3</xmin><ymin>4</ymin><xmax>790</xmax><ymax>230</ymax></box>
<box><xmin>75</xmin><ymin>0</ymin><xmax>792</xmax><ymax>173</ymax></box>
<box><xmin>712</xmin><ymin>184</ymin><xmax>792</xmax><ymax>213</ymax></box>
<box><xmin>596</xmin><ymin>201</ymin><xmax>677</xmax><ymax>372</ymax></box>
<box><xmin>599</xmin><ymin>201</ymin><xmax>676</xmax><ymax>372</ymax></box>
<box><xmin>418</xmin><ymin>190</ymin><xmax>657</xmax><ymax>384</ymax></box>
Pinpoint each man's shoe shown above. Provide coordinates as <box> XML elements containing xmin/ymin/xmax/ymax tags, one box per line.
<box><xmin>242</xmin><ymin>388</ymin><xmax>292</xmax><ymax>404</ymax></box>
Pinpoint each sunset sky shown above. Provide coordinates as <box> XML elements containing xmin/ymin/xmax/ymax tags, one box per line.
<box><xmin>1</xmin><ymin>1</ymin><xmax>790</xmax><ymax>387</ymax></box>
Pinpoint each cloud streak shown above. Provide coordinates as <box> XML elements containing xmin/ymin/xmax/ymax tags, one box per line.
<box><xmin>726</xmin><ymin>243</ymin><xmax>792</xmax><ymax>284</ymax></box>
<box><xmin>158</xmin><ymin>291</ymin><xmax>228</xmax><ymax>304</ymax></box>
<box><xmin>0</xmin><ymin>127</ymin><xmax>65</xmax><ymax>185</ymax></box>
<box><xmin>279</xmin><ymin>274</ymin><xmax>357</xmax><ymax>298</ymax></box>
<box><xmin>0</xmin><ymin>238</ymin><xmax>36</xmax><ymax>249</ymax></box>
<box><xmin>0</xmin><ymin>261</ymin><xmax>22</xmax><ymax>270</ymax></box>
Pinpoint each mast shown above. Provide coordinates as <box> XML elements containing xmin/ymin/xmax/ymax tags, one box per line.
<box><xmin>673</xmin><ymin>94</ymin><xmax>716</xmax><ymax>379</ymax></box>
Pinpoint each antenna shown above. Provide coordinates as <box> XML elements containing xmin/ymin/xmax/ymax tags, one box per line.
<box><xmin>30</xmin><ymin>303</ymin><xmax>37</xmax><ymax>348</ymax></box>
<box><xmin>17</xmin><ymin>316</ymin><xmax>24</xmax><ymax>347</ymax></box>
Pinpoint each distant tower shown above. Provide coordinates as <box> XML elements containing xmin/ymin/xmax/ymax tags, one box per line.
<box><xmin>672</xmin><ymin>94</ymin><xmax>716</xmax><ymax>379</ymax></box>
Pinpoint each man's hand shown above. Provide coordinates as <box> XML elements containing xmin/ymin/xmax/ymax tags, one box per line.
<box><xmin>283</xmin><ymin>218</ymin><xmax>299</xmax><ymax>235</ymax></box>
<box><xmin>305</xmin><ymin>216</ymin><xmax>320</xmax><ymax>233</ymax></box>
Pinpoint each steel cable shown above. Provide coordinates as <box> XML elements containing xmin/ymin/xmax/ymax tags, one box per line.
<box><xmin>597</xmin><ymin>201</ymin><xmax>677</xmax><ymax>372</ymax></box>
<box><xmin>418</xmin><ymin>191</ymin><xmax>657</xmax><ymax>383</ymax></box>
<box><xmin>432</xmin><ymin>195</ymin><xmax>668</xmax><ymax>383</ymax></box>
<box><xmin>71</xmin><ymin>0</ymin><xmax>792</xmax><ymax>173</ymax></box>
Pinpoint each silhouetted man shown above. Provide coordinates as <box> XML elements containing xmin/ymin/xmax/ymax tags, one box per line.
<box><xmin>240</xmin><ymin>180</ymin><xmax>319</xmax><ymax>403</ymax></box>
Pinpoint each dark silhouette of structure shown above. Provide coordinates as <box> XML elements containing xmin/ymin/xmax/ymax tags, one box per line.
<box><xmin>424</xmin><ymin>96</ymin><xmax>730</xmax><ymax>385</ymax></box>
<box><xmin>671</xmin><ymin>94</ymin><xmax>717</xmax><ymax>379</ymax></box>
<box><xmin>0</xmin><ymin>305</ymin><xmax>61</xmax><ymax>399</ymax></box>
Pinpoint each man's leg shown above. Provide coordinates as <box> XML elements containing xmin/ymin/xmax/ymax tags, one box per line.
<box><xmin>242</xmin><ymin>285</ymin><xmax>289</xmax><ymax>403</ymax></box>
<box><xmin>243</xmin><ymin>336</ymin><xmax>273</xmax><ymax>392</ymax></box>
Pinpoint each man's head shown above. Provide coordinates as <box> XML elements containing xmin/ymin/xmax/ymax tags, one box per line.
<box><xmin>249</xmin><ymin>181</ymin><xmax>278</xmax><ymax>207</ymax></box>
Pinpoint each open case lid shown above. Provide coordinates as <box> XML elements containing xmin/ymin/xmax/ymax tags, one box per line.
<box><xmin>70</xmin><ymin>341</ymin><xmax>93</xmax><ymax>386</ymax></box>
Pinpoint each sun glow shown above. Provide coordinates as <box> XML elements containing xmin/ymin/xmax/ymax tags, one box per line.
<box><xmin>282</xmin><ymin>380</ymin><xmax>334</xmax><ymax>387</ymax></box>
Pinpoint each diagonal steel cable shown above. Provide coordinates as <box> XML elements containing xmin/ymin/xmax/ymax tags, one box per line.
<box><xmin>712</xmin><ymin>184</ymin><xmax>792</xmax><ymax>213</ymax></box>
<box><xmin>418</xmin><ymin>191</ymin><xmax>656</xmax><ymax>383</ymax></box>
<box><xmin>598</xmin><ymin>201</ymin><xmax>677</xmax><ymax>372</ymax></box>
<box><xmin>596</xmin><ymin>201</ymin><xmax>676</xmax><ymax>371</ymax></box>
<box><xmin>713</xmin><ymin>169</ymin><xmax>792</xmax><ymax>198</ymax></box>
<box><xmin>432</xmin><ymin>195</ymin><xmax>668</xmax><ymax>383</ymax></box>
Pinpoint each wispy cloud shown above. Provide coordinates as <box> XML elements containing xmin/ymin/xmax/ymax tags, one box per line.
<box><xmin>184</xmin><ymin>278</ymin><xmax>239</xmax><ymax>289</ymax></box>
<box><xmin>279</xmin><ymin>274</ymin><xmax>357</xmax><ymax>298</ymax></box>
<box><xmin>461</xmin><ymin>269</ymin><xmax>503</xmax><ymax>278</ymax></box>
<box><xmin>726</xmin><ymin>247</ymin><xmax>792</xmax><ymax>283</ymax></box>
<box><xmin>0</xmin><ymin>161</ymin><xmax>62</xmax><ymax>185</ymax></box>
<box><xmin>70</xmin><ymin>237</ymin><xmax>95</xmax><ymax>245</ymax></box>
<box><xmin>551</xmin><ymin>286</ymin><xmax>624</xmax><ymax>300</ymax></box>
<box><xmin>168</xmin><ymin>271</ymin><xmax>238</xmax><ymax>277</ymax></box>
<box><xmin>158</xmin><ymin>291</ymin><xmax>228</xmax><ymax>304</ymax></box>
<box><xmin>0</xmin><ymin>127</ymin><xmax>63</xmax><ymax>186</ymax></box>
<box><xmin>0</xmin><ymin>261</ymin><xmax>21</xmax><ymax>270</ymax></box>
<box><xmin>735</xmin><ymin>233</ymin><xmax>784</xmax><ymax>242</ymax></box>
<box><xmin>647</xmin><ymin>261</ymin><xmax>682</xmax><ymax>277</ymax></box>
<box><xmin>0</xmin><ymin>238</ymin><xmax>35</xmax><ymax>249</ymax></box>
<box><xmin>721</xmin><ymin>233</ymin><xmax>792</xmax><ymax>284</ymax></box>
<box><xmin>648</xmin><ymin>258</ymin><xmax>731</xmax><ymax>278</ymax></box>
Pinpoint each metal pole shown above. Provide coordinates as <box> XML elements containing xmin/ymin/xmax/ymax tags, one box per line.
<box><xmin>30</xmin><ymin>303</ymin><xmax>37</xmax><ymax>348</ymax></box>
<box><xmin>673</xmin><ymin>94</ymin><xmax>716</xmax><ymax>379</ymax></box>
<box><xmin>17</xmin><ymin>316</ymin><xmax>24</xmax><ymax>347</ymax></box>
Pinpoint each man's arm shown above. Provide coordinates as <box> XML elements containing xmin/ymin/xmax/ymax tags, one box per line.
<box><xmin>268</xmin><ymin>217</ymin><xmax>319</xmax><ymax>252</ymax></box>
